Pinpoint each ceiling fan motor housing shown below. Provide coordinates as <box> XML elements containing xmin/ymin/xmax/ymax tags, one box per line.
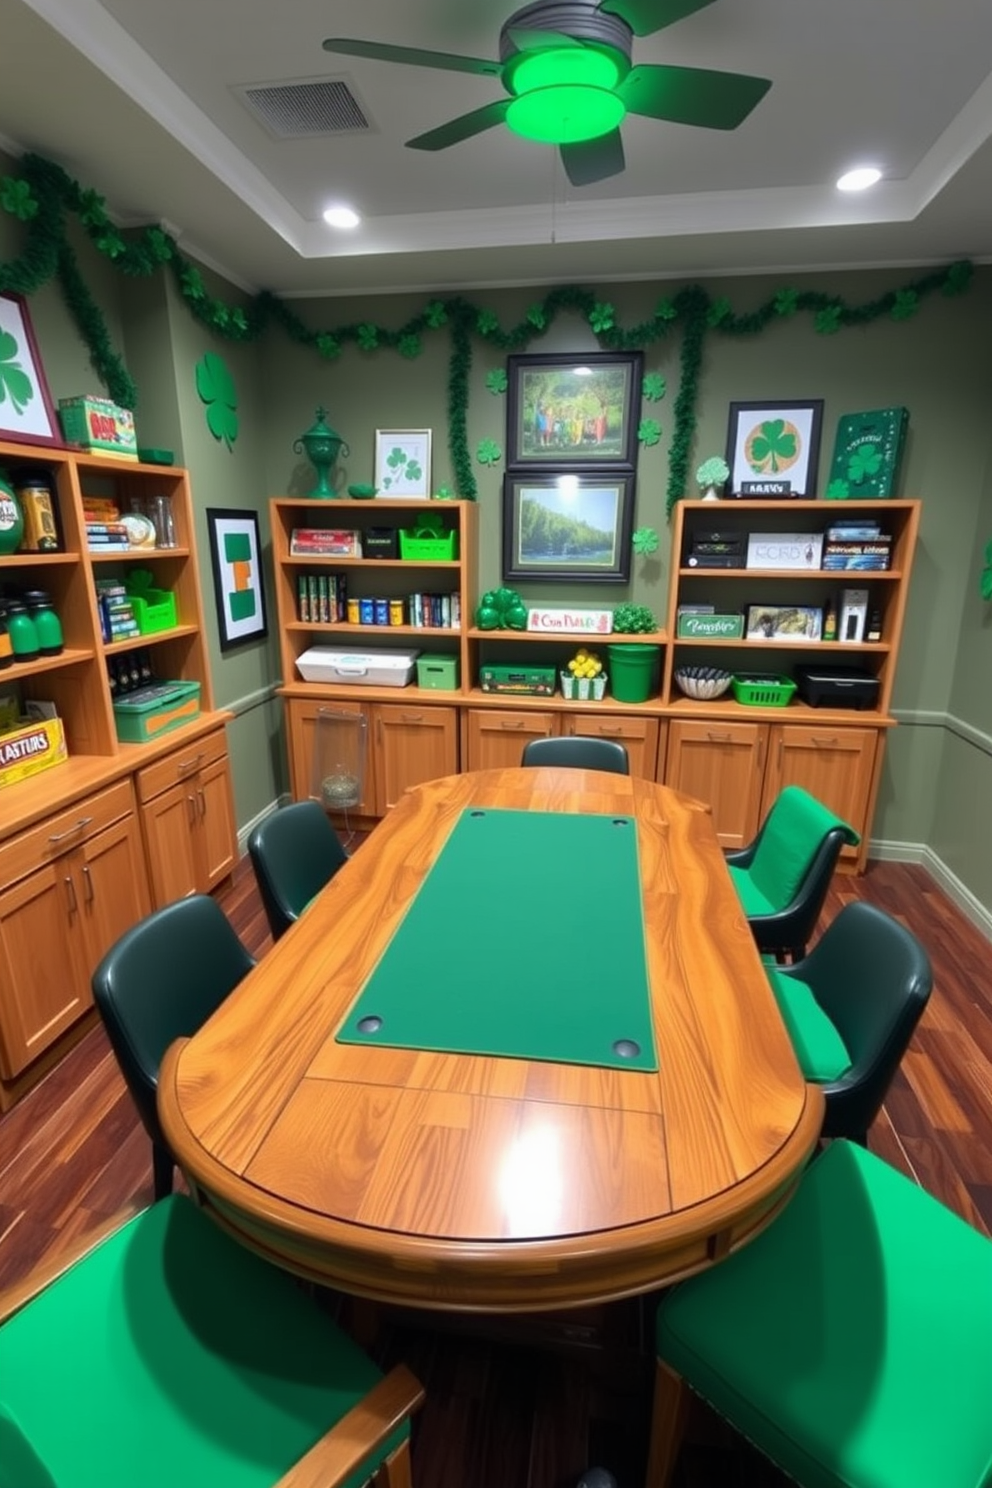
<box><xmin>499</xmin><ymin>1</ymin><xmax>634</xmax><ymax>67</ymax></box>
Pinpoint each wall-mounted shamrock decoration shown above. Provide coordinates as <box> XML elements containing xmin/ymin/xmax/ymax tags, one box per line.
<box><xmin>195</xmin><ymin>351</ymin><xmax>238</xmax><ymax>450</ymax></box>
<box><xmin>476</xmin><ymin>438</ymin><xmax>501</xmax><ymax>466</ymax></box>
<box><xmin>891</xmin><ymin>289</ymin><xmax>919</xmax><ymax>322</ymax></box>
<box><xmin>642</xmin><ymin>373</ymin><xmax>666</xmax><ymax>402</ymax></box>
<box><xmin>638</xmin><ymin>418</ymin><xmax>662</xmax><ymax>447</ymax></box>
<box><xmin>982</xmin><ymin>540</ymin><xmax>992</xmax><ymax>601</ymax></box>
<box><xmin>0</xmin><ymin>328</ymin><xmax>35</xmax><ymax>415</ymax></box>
<box><xmin>589</xmin><ymin>302</ymin><xmax>615</xmax><ymax>333</ymax></box>
<box><xmin>486</xmin><ymin>369</ymin><xmax>507</xmax><ymax>395</ymax></box>
<box><xmin>632</xmin><ymin>527</ymin><xmax>659</xmax><ymax>556</ymax></box>
<box><xmin>815</xmin><ymin>305</ymin><xmax>842</xmax><ymax>334</ymax></box>
<box><xmin>774</xmin><ymin>288</ymin><xmax>800</xmax><ymax>317</ymax></box>
<box><xmin>0</xmin><ymin>177</ymin><xmax>38</xmax><ymax>220</ymax></box>
<box><xmin>398</xmin><ymin>334</ymin><xmax>421</xmax><ymax>359</ymax></box>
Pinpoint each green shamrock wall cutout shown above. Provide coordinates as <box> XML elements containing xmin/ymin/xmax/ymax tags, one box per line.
<box><xmin>476</xmin><ymin>438</ymin><xmax>501</xmax><ymax>466</ymax></box>
<box><xmin>195</xmin><ymin>352</ymin><xmax>238</xmax><ymax>450</ymax></box>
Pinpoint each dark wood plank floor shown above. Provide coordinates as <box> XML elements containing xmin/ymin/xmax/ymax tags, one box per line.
<box><xmin>1</xmin><ymin>851</ymin><xmax>989</xmax><ymax>1488</ymax></box>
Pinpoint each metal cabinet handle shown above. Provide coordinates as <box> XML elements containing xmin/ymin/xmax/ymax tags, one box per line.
<box><xmin>401</xmin><ymin>713</ymin><xmax>424</xmax><ymax>723</ymax></box>
<box><xmin>187</xmin><ymin>794</ymin><xmax>197</xmax><ymax>826</ymax></box>
<box><xmin>48</xmin><ymin>816</ymin><xmax>92</xmax><ymax>845</ymax></box>
<box><xmin>64</xmin><ymin>875</ymin><xmax>77</xmax><ymax>915</ymax></box>
<box><xmin>811</xmin><ymin>735</ymin><xmax>839</xmax><ymax>747</ymax></box>
<box><xmin>197</xmin><ymin>788</ymin><xmax>206</xmax><ymax>819</ymax></box>
<box><xmin>598</xmin><ymin>725</ymin><xmax>622</xmax><ymax>736</ymax></box>
<box><xmin>81</xmin><ymin>864</ymin><xmax>94</xmax><ymax>904</ymax></box>
<box><xmin>500</xmin><ymin>720</ymin><xmax>525</xmax><ymax>729</ymax></box>
<box><xmin>176</xmin><ymin>753</ymin><xmax>204</xmax><ymax>779</ymax></box>
<box><xmin>705</xmin><ymin>730</ymin><xmax>731</xmax><ymax>742</ymax></box>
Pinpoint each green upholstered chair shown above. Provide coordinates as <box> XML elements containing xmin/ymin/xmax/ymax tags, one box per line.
<box><xmin>91</xmin><ymin>895</ymin><xmax>256</xmax><ymax>1200</ymax></box>
<box><xmin>725</xmin><ymin>785</ymin><xmax>860</xmax><ymax>960</ymax></box>
<box><xmin>766</xmin><ymin>900</ymin><xmax>932</xmax><ymax>1144</ymax></box>
<box><xmin>647</xmin><ymin>1140</ymin><xmax>992</xmax><ymax>1488</ymax></box>
<box><xmin>521</xmin><ymin>735</ymin><xmax>630</xmax><ymax>774</ymax></box>
<box><xmin>0</xmin><ymin>1194</ymin><xmax>424</xmax><ymax>1488</ymax></box>
<box><xmin>248</xmin><ymin>799</ymin><xmax>349</xmax><ymax>942</ymax></box>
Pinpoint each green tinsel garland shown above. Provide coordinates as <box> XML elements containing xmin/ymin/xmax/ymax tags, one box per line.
<box><xmin>0</xmin><ymin>152</ymin><xmax>975</xmax><ymax>511</ymax></box>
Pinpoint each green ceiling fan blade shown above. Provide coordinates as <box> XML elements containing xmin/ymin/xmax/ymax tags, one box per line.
<box><xmin>560</xmin><ymin>128</ymin><xmax>626</xmax><ymax>185</ymax></box>
<box><xmin>598</xmin><ymin>0</ymin><xmax>718</xmax><ymax>38</ymax></box>
<box><xmin>619</xmin><ymin>63</ymin><xmax>771</xmax><ymax>128</ymax></box>
<box><xmin>322</xmin><ymin>37</ymin><xmax>501</xmax><ymax>77</ymax></box>
<box><xmin>406</xmin><ymin>99</ymin><xmax>512</xmax><ymax>151</ymax></box>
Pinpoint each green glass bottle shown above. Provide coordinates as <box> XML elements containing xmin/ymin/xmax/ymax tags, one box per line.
<box><xmin>0</xmin><ymin>468</ymin><xmax>25</xmax><ymax>556</ymax></box>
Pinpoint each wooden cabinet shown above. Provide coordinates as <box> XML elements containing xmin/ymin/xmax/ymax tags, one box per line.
<box><xmin>663</xmin><ymin>718</ymin><xmax>766</xmax><ymax>849</ymax></box>
<box><xmin>0</xmin><ymin>781</ymin><xmax>150</xmax><ymax>1097</ymax></box>
<box><xmin>464</xmin><ymin>708</ymin><xmax>557</xmax><ymax>772</ymax></box>
<box><xmin>760</xmin><ymin>722</ymin><xmax>878</xmax><ymax>864</ymax></box>
<box><xmin>136</xmin><ymin>727</ymin><xmax>237</xmax><ymax>906</ymax></box>
<box><xmin>372</xmin><ymin>703</ymin><xmax>458</xmax><ymax>812</ymax></box>
<box><xmin>563</xmin><ymin>711</ymin><xmax>663</xmax><ymax>780</ymax></box>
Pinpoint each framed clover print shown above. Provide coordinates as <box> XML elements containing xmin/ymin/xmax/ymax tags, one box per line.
<box><xmin>725</xmin><ymin>399</ymin><xmax>824</xmax><ymax>498</ymax></box>
<box><xmin>0</xmin><ymin>291</ymin><xmax>61</xmax><ymax>446</ymax></box>
<box><xmin>374</xmin><ymin>428</ymin><xmax>432</xmax><ymax>497</ymax></box>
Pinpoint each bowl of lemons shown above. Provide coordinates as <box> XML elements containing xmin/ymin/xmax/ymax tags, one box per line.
<box><xmin>561</xmin><ymin>648</ymin><xmax>608</xmax><ymax>700</ymax></box>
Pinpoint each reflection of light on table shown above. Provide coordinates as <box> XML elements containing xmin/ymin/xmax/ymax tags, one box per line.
<box><xmin>498</xmin><ymin>1124</ymin><xmax>564</xmax><ymax>1237</ymax></box>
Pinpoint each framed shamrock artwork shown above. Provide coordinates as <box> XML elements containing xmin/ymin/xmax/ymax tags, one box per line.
<box><xmin>0</xmin><ymin>291</ymin><xmax>60</xmax><ymax>446</ymax></box>
<box><xmin>725</xmin><ymin>399</ymin><xmax>824</xmax><ymax>499</ymax></box>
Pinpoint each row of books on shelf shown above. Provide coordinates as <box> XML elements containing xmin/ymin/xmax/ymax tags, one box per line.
<box><xmin>295</xmin><ymin>573</ymin><xmax>461</xmax><ymax>628</ymax></box>
<box><xmin>686</xmin><ymin>520</ymin><xmax>892</xmax><ymax>573</ymax></box>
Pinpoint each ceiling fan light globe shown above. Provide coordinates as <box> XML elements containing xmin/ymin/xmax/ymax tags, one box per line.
<box><xmin>507</xmin><ymin>86</ymin><xmax>626</xmax><ymax>144</ymax></box>
<box><xmin>509</xmin><ymin>46</ymin><xmax>622</xmax><ymax>94</ymax></box>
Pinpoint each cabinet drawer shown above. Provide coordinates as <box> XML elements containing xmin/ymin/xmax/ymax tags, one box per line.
<box><xmin>136</xmin><ymin>727</ymin><xmax>229</xmax><ymax>804</ymax></box>
<box><xmin>0</xmin><ymin>778</ymin><xmax>135</xmax><ymax>890</ymax></box>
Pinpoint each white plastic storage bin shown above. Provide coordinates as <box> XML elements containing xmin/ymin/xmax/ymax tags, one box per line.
<box><xmin>296</xmin><ymin>646</ymin><xmax>420</xmax><ymax>687</ymax></box>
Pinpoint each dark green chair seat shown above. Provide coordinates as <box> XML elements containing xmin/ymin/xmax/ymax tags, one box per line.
<box><xmin>650</xmin><ymin>1141</ymin><xmax>992</xmax><ymax>1488</ymax></box>
<box><xmin>772</xmin><ymin>900</ymin><xmax>932</xmax><ymax>1143</ymax></box>
<box><xmin>91</xmin><ymin>894</ymin><xmax>256</xmax><ymax>1199</ymax></box>
<box><xmin>248</xmin><ymin>799</ymin><xmax>349</xmax><ymax>941</ymax></box>
<box><xmin>521</xmin><ymin>735</ymin><xmax>630</xmax><ymax>774</ymax></box>
<box><xmin>0</xmin><ymin>1195</ymin><xmax>422</xmax><ymax>1488</ymax></box>
<box><xmin>726</xmin><ymin>785</ymin><xmax>860</xmax><ymax>960</ymax></box>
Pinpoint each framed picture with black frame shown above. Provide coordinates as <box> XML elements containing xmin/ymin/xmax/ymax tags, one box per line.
<box><xmin>725</xmin><ymin>399</ymin><xmax>825</xmax><ymax>498</ymax></box>
<box><xmin>502</xmin><ymin>469</ymin><xmax>635</xmax><ymax>583</ymax></box>
<box><xmin>205</xmin><ymin>507</ymin><xmax>268</xmax><ymax>650</ymax></box>
<box><xmin>505</xmin><ymin>350</ymin><xmax>642</xmax><ymax>469</ymax></box>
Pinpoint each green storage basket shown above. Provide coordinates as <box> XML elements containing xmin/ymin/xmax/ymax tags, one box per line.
<box><xmin>399</xmin><ymin>524</ymin><xmax>458</xmax><ymax>561</ymax></box>
<box><xmin>128</xmin><ymin>589</ymin><xmax>178</xmax><ymax>635</ymax></box>
<box><xmin>731</xmin><ymin>674</ymin><xmax>797</xmax><ymax>707</ymax></box>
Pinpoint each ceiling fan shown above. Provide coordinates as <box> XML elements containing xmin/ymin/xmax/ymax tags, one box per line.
<box><xmin>323</xmin><ymin>0</ymin><xmax>771</xmax><ymax>187</ymax></box>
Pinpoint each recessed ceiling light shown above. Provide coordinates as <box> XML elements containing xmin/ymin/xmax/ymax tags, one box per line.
<box><xmin>836</xmin><ymin>167</ymin><xmax>882</xmax><ymax>193</ymax></box>
<box><xmin>323</xmin><ymin>204</ymin><xmax>360</xmax><ymax>229</ymax></box>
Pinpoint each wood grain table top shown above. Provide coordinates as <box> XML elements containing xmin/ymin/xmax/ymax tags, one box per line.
<box><xmin>158</xmin><ymin>769</ymin><xmax>823</xmax><ymax>1311</ymax></box>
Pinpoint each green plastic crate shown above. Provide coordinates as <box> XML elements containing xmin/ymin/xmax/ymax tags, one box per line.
<box><xmin>731</xmin><ymin>674</ymin><xmax>797</xmax><ymax>708</ymax></box>
<box><xmin>127</xmin><ymin>588</ymin><xmax>177</xmax><ymax>635</ymax></box>
<box><xmin>399</xmin><ymin>526</ymin><xmax>458</xmax><ymax>561</ymax></box>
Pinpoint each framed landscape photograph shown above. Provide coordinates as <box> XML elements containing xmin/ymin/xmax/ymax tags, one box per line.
<box><xmin>506</xmin><ymin>351</ymin><xmax>642</xmax><ymax>468</ymax></box>
<box><xmin>726</xmin><ymin>399</ymin><xmax>824</xmax><ymax>498</ymax></box>
<box><xmin>0</xmin><ymin>290</ymin><xmax>61</xmax><ymax>446</ymax></box>
<box><xmin>206</xmin><ymin>507</ymin><xmax>268</xmax><ymax>650</ymax></box>
<box><xmin>374</xmin><ymin>428</ymin><xmax>432</xmax><ymax>497</ymax></box>
<box><xmin>503</xmin><ymin>470</ymin><xmax>634</xmax><ymax>583</ymax></box>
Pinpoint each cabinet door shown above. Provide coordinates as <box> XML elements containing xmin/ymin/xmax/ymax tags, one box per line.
<box><xmin>77</xmin><ymin>815</ymin><xmax>152</xmax><ymax>969</ymax></box>
<box><xmin>194</xmin><ymin>754</ymin><xmax>238</xmax><ymax>889</ymax></box>
<box><xmin>464</xmin><ymin>709</ymin><xmax>558</xmax><ymax>772</ymax></box>
<box><xmin>762</xmin><ymin>723</ymin><xmax>879</xmax><ymax>864</ymax></box>
<box><xmin>563</xmin><ymin>713</ymin><xmax>663</xmax><ymax>780</ymax></box>
<box><xmin>372</xmin><ymin>704</ymin><xmax>459</xmax><ymax>812</ymax></box>
<box><xmin>285</xmin><ymin>698</ymin><xmax>376</xmax><ymax>816</ymax></box>
<box><xmin>664</xmin><ymin>719</ymin><xmax>766</xmax><ymax>849</ymax></box>
<box><xmin>141</xmin><ymin>779</ymin><xmax>201</xmax><ymax>906</ymax></box>
<box><xmin>0</xmin><ymin>862</ymin><xmax>90</xmax><ymax>1078</ymax></box>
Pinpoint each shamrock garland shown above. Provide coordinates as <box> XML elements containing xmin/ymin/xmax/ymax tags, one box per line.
<box><xmin>0</xmin><ymin>151</ymin><xmax>976</xmax><ymax>513</ymax></box>
<box><xmin>982</xmin><ymin>540</ymin><xmax>992</xmax><ymax>602</ymax></box>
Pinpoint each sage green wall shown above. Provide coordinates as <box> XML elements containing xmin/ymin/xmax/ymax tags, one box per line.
<box><xmin>259</xmin><ymin>267</ymin><xmax>992</xmax><ymax>866</ymax></box>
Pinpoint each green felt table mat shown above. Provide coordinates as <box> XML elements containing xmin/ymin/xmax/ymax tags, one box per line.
<box><xmin>337</xmin><ymin>808</ymin><xmax>658</xmax><ymax>1071</ymax></box>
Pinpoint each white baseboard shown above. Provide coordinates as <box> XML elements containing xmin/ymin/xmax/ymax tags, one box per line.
<box><xmin>236</xmin><ymin>793</ymin><xmax>291</xmax><ymax>856</ymax></box>
<box><xmin>870</xmin><ymin>837</ymin><xmax>992</xmax><ymax>943</ymax></box>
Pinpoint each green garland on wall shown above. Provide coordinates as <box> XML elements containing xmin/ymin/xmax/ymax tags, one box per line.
<box><xmin>0</xmin><ymin>152</ymin><xmax>975</xmax><ymax>513</ymax></box>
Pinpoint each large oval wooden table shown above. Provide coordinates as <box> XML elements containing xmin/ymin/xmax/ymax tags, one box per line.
<box><xmin>159</xmin><ymin>768</ymin><xmax>824</xmax><ymax>1312</ymax></box>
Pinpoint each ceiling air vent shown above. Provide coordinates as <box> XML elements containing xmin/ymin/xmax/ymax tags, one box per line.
<box><xmin>237</xmin><ymin>79</ymin><xmax>371</xmax><ymax>138</ymax></box>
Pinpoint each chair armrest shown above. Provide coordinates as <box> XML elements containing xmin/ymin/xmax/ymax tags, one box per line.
<box><xmin>0</xmin><ymin>1206</ymin><xmax>142</xmax><ymax>1324</ymax></box>
<box><xmin>724</xmin><ymin>842</ymin><xmax>756</xmax><ymax>869</ymax></box>
<box><xmin>274</xmin><ymin>1363</ymin><xmax>425</xmax><ymax>1488</ymax></box>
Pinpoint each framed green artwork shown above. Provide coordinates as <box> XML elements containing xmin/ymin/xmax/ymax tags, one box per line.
<box><xmin>0</xmin><ymin>291</ymin><xmax>60</xmax><ymax>446</ymax></box>
<box><xmin>206</xmin><ymin>507</ymin><xmax>268</xmax><ymax>649</ymax></box>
